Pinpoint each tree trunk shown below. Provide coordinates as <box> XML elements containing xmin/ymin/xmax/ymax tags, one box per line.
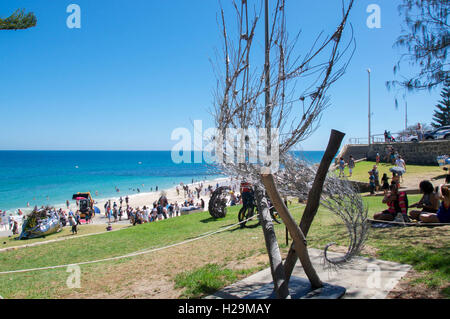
<box><xmin>283</xmin><ymin>129</ymin><xmax>345</xmax><ymax>282</ymax></box>
<box><xmin>254</xmin><ymin>185</ymin><xmax>290</xmax><ymax>299</ymax></box>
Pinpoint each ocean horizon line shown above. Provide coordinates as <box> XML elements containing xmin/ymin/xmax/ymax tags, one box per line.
<box><xmin>0</xmin><ymin>149</ymin><xmax>327</xmax><ymax>152</ymax></box>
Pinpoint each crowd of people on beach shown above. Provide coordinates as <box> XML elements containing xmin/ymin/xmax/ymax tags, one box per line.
<box><xmin>0</xmin><ymin>178</ymin><xmax>233</xmax><ymax>237</ymax></box>
<box><xmin>0</xmin><ymin>205</ymin><xmax>87</xmax><ymax>236</ymax></box>
<box><xmin>0</xmin><ymin>209</ymin><xmax>24</xmax><ymax>234</ymax></box>
<box><xmin>102</xmin><ymin>182</ymin><xmax>228</xmax><ymax>227</ymax></box>
<box><xmin>103</xmin><ymin>198</ymin><xmax>183</xmax><ymax>225</ymax></box>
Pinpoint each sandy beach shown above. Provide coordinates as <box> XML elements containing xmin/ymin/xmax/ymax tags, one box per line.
<box><xmin>0</xmin><ymin>176</ymin><xmax>237</xmax><ymax>235</ymax></box>
<box><xmin>94</xmin><ymin>177</ymin><xmax>234</xmax><ymax>213</ymax></box>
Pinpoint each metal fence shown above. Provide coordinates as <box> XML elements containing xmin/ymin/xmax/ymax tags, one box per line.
<box><xmin>348</xmin><ymin>132</ymin><xmax>420</xmax><ymax>145</ymax></box>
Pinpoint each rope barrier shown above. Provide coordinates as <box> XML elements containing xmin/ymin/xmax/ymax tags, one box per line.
<box><xmin>0</xmin><ymin>211</ymin><xmax>265</xmax><ymax>275</ymax></box>
<box><xmin>0</xmin><ymin>204</ymin><xmax>307</xmax><ymax>276</ymax></box>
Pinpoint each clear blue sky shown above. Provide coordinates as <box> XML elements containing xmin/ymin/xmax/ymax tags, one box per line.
<box><xmin>0</xmin><ymin>0</ymin><xmax>443</xmax><ymax>151</ymax></box>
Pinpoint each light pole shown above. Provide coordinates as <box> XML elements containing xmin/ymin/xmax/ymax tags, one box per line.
<box><xmin>405</xmin><ymin>100</ymin><xmax>408</xmax><ymax>131</ymax></box>
<box><xmin>367</xmin><ymin>68</ymin><xmax>371</xmax><ymax>145</ymax></box>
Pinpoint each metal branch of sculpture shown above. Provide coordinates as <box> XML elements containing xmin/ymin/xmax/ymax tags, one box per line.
<box><xmin>211</xmin><ymin>0</ymin><xmax>366</xmax><ymax>298</ymax></box>
<box><xmin>321</xmin><ymin>176</ymin><xmax>370</xmax><ymax>265</ymax></box>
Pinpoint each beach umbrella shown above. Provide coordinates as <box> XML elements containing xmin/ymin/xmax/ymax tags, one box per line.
<box><xmin>94</xmin><ymin>206</ymin><xmax>100</xmax><ymax>215</ymax></box>
<box><xmin>390</xmin><ymin>167</ymin><xmax>405</xmax><ymax>174</ymax></box>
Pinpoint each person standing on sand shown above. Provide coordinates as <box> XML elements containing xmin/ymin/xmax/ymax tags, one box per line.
<box><xmin>162</xmin><ymin>206</ymin><xmax>168</xmax><ymax>219</ymax></box>
<box><xmin>8</xmin><ymin>214</ymin><xmax>14</xmax><ymax>230</ymax></box>
<box><xmin>107</xmin><ymin>206</ymin><xmax>111</xmax><ymax>223</ymax></box>
<box><xmin>113</xmin><ymin>207</ymin><xmax>118</xmax><ymax>222</ymax></box>
<box><xmin>175</xmin><ymin>202</ymin><xmax>180</xmax><ymax>217</ymax></box>
<box><xmin>66</xmin><ymin>200</ymin><xmax>70</xmax><ymax>209</ymax></box>
<box><xmin>156</xmin><ymin>204</ymin><xmax>163</xmax><ymax>221</ymax></box>
<box><xmin>69</xmin><ymin>215</ymin><xmax>77</xmax><ymax>234</ymax></box>
<box><xmin>85</xmin><ymin>211</ymin><xmax>90</xmax><ymax>224</ymax></box>
<box><xmin>168</xmin><ymin>204</ymin><xmax>174</xmax><ymax>218</ymax></box>
<box><xmin>151</xmin><ymin>204</ymin><xmax>157</xmax><ymax>222</ymax></box>
<box><xmin>142</xmin><ymin>206</ymin><xmax>148</xmax><ymax>222</ymax></box>
<box><xmin>12</xmin><ymin>220</ymin><xmax>19</xmax><ymax>235</ymax></box>
<box><xmin>75</xmin><ymin>211</ymin><xmax>81</xmax><ymax>225</ymax></box>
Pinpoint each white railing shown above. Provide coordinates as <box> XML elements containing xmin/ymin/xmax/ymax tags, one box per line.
<box><xmin>348</xmin><ymin>132</ymin><xmax>422</xmax><ymax>145</ymax></box>
<box><xmin>348</xmin><ymin>135</ymin><xmax>384</xmax><ymax>145</ymax></box>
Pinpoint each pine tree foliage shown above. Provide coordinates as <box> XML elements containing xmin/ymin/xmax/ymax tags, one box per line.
<box><xmin>387</xmin><ymin>0</ymin><xmax>449</xmax><ymax>91</ymax></box>
<box><xmin>432</xmin><ymin>80</ymin><xmax>450</xmax><ymax>128</ymax></box>
<box><xmin>0</xmin><ymin>9</ymin><xmax>37</xmax><ymax>30</ymax></box>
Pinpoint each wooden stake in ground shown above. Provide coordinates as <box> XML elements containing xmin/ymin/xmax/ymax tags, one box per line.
<box><xmin>261</xmin><ymin>170</ymin><xmax>323</xmax><ymax>289</ymax></box>
<box><xmin>283</xmin><ymin>129</ymin><xmax>345</xmax><ymax>282</ymax></box>
<box><xmin>254</xmin><ymin>185</ymin><xmax>290</xmax><ymax>298</ymax></box>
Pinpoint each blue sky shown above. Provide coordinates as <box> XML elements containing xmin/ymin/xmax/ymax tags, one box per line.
<box><xmin>0</xmin><ymin>0</ymin><xmax>443</xmax><ymax>151</ymax></box>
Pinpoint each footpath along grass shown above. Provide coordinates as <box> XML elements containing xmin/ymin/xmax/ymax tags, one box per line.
<box><xmin>0</xmin><ymin>195</ymin><xmax>448</xmax><ymax>298</ymax></box>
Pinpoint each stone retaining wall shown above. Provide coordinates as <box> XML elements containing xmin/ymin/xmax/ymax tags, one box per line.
<box><xmin>336</xmin><ymin>140</ymin><xmax>449</xmax><ymax>166</ymax></box>
<box><xmin>367</xmin><ymin>140</ymin><xmax>450</xmax><ymax>165</ymax></box>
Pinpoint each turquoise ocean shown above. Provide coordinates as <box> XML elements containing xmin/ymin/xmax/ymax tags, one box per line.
<box><xmin>0</xmin><ymin>150</ymin><xmax>325</xmax><ymax>212</ymax></box>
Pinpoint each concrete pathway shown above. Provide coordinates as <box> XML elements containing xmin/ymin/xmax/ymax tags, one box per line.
<box><xmin>207</xmin><ymin>248</ymin><xmax>412</xmax><ymax>299</ymax></box>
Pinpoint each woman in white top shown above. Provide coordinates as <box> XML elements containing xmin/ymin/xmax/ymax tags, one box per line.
<box><xmin>151</xmin><ymin>205</ymin><xmax>157</xmax><ymax>222</ymax></box>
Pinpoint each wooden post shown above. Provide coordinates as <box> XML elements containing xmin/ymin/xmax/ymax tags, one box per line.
<box><xmin>285</xmin><ymin>226</ymin><xmax>289</xmax><ymax>246</ymax></box>
<box><xmin>254</xmin><ymin>186</ymin><xmax>290</xmax><ymax>299</ymax></box>
<box><xmin>283</xmin><ymin>129</ymin><xmax>345</xmax><ymax>282</ymax></box>
<box><xmin>261</xmin><ymin>173</ymin><xmax>323</xmax><ymax>289</ymax></box>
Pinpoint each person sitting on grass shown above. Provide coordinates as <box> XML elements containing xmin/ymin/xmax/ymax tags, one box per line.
<box><xmin>409</xmin><ymin>180</ymin><xmax>440</xmax><ymax>221</ymax></box>
<box><xmin>420</xmin><ymin>186</ymin><xmax>450</xmax><ymax>224</ymax></box>
<box><xmin>373</xmin><ymin>182</ymin><xmax>409</xmax><ymax>222</ymax></box>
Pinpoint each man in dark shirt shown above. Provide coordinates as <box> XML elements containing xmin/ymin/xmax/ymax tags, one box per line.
<box><xmin>240</xmin><ymin>180</ymin><xmax>254</xmax><ymax>210</ymax></box>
